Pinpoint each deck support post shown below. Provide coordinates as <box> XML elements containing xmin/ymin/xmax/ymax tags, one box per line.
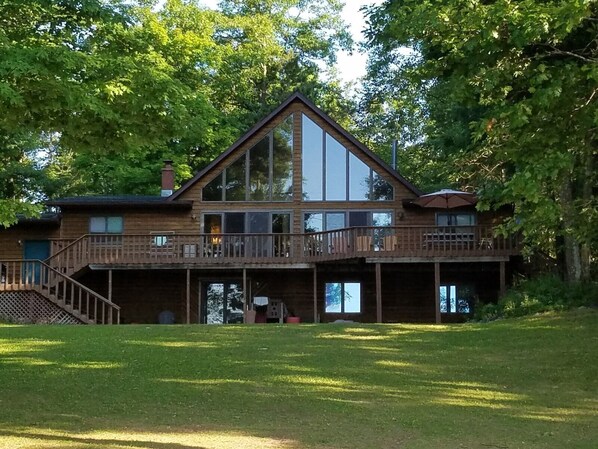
<box><xmin>375</xmin><ymin>263</ymin><xmax>382</xmax><ymax>323</ymax></box>
<box><xmin>186</xmin><ymin>269</ymin><xmax>191</xmax><ymax>324</ymax></box>
<box><xmin>243</xmin><ymin>268</ymin><xmax>248</xmax><ymax>317</ymax></box>
<box><xmin>499</xmin><ymin>261</ymin><xmax>506</xmax><ymax>298</ymax></box>
<box><xmin>313</xmin><ymin>267</ymin><xmax>318</xmax><ymax>323</ymax></box>
<box><xmin>108</xmin><ymin>269</ymin><xmax>113</xmax><ymax>324</ymax></box>
<box><xmin>434</xmin><ymin>262</ymin><xmax>441</xmax><ymax>324</ymax></box>
<box><xmin>197</xmin><ymin>281</ymin><xmax>202</xmax><ymax>324</ymax></box>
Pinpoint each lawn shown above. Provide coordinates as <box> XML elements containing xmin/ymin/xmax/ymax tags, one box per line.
<box><xmin>0</xmin><ymin>310</ymin><xmax>596</xmax><ymax>449</ymax></box>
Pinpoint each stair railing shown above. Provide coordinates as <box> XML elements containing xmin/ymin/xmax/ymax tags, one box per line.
<box><xmin>0</xmin><ymin>259</ymin><xmax>120</xmax><ymax>324</ymax></box>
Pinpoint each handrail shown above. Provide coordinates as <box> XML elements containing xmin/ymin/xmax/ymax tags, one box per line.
<box><xmin>0</xmin><ymin>259</ymin><xmax>120</xmax><ymax>324</ymax></box>
<box><xmin>46</xmin><ymin>234</ymin><xmax>88</xmax><ymax>261</ymax></box>
<box><xmin>38</xmin><ymin>225</ymin><xmax>520</xmax><ymax>272</ymax></box>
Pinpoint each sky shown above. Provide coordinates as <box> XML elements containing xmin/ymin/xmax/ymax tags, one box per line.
<box><xmin>197</xmin><ymin>0</ymin><xmax>385</xmax><ymax>85</ymax></box>
<box><xmin>334</xmin><ymin>1</ymin><xmax>384</xmax><ymax>85</ymax></box>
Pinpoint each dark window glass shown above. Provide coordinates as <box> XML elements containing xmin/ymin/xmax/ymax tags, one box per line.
<box><xmin>203</xmin><ymin>173</ymin><xmax>223</xmax><ymax>201</ymax></box>
<box><xmin>302</xmin><ymin>115</ymin><xmax>323</xmax><ymax>201</ymax></box>
<box><xmin>325</xmin><ymin>134</ymin><xmax>347</xmax><ymax>200</ymax></box>
<box><xmin>371</xmin><ymin>172</ymin><xmax>393</xmax><ymax>200</ymax></box>
<box><xmin>349</xmin><ymin>152</ymin><xmax>370</xmax><ymax>200</ymax></box>
<box><xmin>272</xmin><ymin>115</ymin><xmax>293</xmax><ymax>201</ymax></box>
<box><xmin>248</xmin><ymin>212</ymin><xmax>269</xmax><ymax>234</ymax></box>
<box><xmin>436</xmin><ymin>213</ymin><xmax>476</xmax><ymax>226</ymax></box>
<box><xmin>225</xmin><ymin>155</ymin><xmax>246</xmax><ymax>201</ymax></box>
<box><xmin>249</xmin><ymin>136</ymin><xmax>270</xmax><ymax>201</ymax></box>
<box><xmin>272</xmin><ymin>213</ymin><xmax>291</xmax><ymax>234</ymax></box>
<box><xmin>224</xmin><ymin>212</ymin><xmax>245</xmax><ymax>234</ymax></box>
<box><xmin>349</xmin><ymin>211</ymin><xmax>368</xmax><ymax>227</ymax></box>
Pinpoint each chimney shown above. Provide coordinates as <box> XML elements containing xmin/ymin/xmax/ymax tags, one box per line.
<box><xmin>391</xmin><ymin>139</ymin><xmax>398</xmax><ymax>171</ymax></box>
<box><xmin>161</xmin><ymin>160</ymin><xmax>175</xmax><ymax>197</ymax></box>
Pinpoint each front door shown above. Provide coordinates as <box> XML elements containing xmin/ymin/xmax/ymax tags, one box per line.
<box><xmin>203</xmin><ymin>282</ymin><xmax>244</xmax><ymax>324</ymax></box>
<box><xmin>23</xmin><ymin>240</ymin><xmax>50</xmax><ymax>283</ymax></box>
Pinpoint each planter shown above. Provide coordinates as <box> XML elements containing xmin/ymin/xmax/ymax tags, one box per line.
<box><xmin>286</xmin><ymin>316</ymin><xmax>301</xmax><ymax>324</ymax></box>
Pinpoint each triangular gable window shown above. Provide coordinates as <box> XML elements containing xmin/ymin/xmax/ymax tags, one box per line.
<box><xmin>203</xmin><ymin>115</ymin><xmax>293</xmax><ymax>201</ymax></box>
<box><xmin>301</xmin><ymin>114</ymin><xmax>393</xmax><ymax>201</ymax></box>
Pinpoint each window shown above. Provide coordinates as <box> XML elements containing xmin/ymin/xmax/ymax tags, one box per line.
<box><xmin>436</xmin><ymin>213</ymin><xmax>476</xmax><ymax>226</ymax></box>
<box><xmin>325</xmin><ymin>282</ymin><xmax>361</xmax><ymax>313</ymax></box>
<box><xmin>439</xmin><ymin>284</ymin><xmax>473</xmax><ymax>314</ymax></box>
<box><xmin>301</xmin><ymin>114</ymin><xmax>394</xmax><ymax>201</ymax></box>
<box><xmin>304</xmin><ymin>211</ymin><xmax>392</xmax><ymax>232</ymax></box>
<box><xmin>89</xmin><ymin>216</ymin><xmax>123</xmax><ymax>233</ymax></box>
<box><xmin>151</xmin><ymin>231</ymin><xmax>174</xmax><ymax>247</ymax></box>
<box><xmin>203</xmin><ymin>115</ymin><xmax>293</xmax><ymax>202</ymax></box>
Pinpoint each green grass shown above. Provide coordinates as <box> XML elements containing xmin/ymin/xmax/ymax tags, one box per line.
<box><xmin>0</xmin><ymin>310</ymin><xmax>597</xmax><ymax>449</ymax></box>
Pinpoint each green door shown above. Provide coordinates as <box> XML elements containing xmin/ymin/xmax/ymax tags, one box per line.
<box><xmin>23</xmin><ymin>240</ymin><xmax>50</xmax><ymax>283</ymax></box>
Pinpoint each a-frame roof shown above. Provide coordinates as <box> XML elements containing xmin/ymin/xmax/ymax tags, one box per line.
<box><xmin>168</xmin><ymin>92</ymin><xmax>422</xmax><ymax>200</ymax></box>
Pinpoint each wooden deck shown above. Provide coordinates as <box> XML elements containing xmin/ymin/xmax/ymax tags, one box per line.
<box><xmin>40</xmin><ymin>226</ymin><xmax>519</xmax><ymax>273</ymax></box>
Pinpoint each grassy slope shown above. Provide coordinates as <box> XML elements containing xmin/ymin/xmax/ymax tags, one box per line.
<box><xmin>0</xmin><ymin>310</ymin><xmax>596</xmax><ymax>449</ymax></box>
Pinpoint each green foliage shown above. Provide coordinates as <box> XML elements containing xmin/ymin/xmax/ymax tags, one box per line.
<box><xmin>362</xmin><ymin>0</ymin><xmax>597</xmax><ymax>279</ymax></box>
<box><xmin>475</xmin><ymin>275</ymin><xmax>598</xmax><ymax>321</ymax></box>
<box><xmin>0</xmin><ymin>0</ymin><xmax>354</xmax><ymax>220</ymax></box>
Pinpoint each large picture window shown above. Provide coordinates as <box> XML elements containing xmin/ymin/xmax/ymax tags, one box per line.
<box><xmin>301</xmin><ymin>114</ymin><xmax>394</xmax><ymax>201</ymax></box>
<box><xmin>325</xmin><ymin>282</ymin><xmax>361</xmax><ymax>313</ymax></box>
<box><xmin>203</xmin><ymin>115</ymin><xmax>293</xmax><ymax>202</ymax></box>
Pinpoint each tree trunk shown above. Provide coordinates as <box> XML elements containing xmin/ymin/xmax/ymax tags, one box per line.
<box><xmin>579</xmin><ymin>143</ymin><xmax>594</xmax><ymax>281</ymax></box>
<box><xmin>559</xmin><ymin>180</ymin><xmax>582</xmax><ymax>282</ymax></box>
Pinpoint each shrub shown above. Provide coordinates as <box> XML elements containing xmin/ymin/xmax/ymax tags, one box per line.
<box><xmin>473</xmin><ymin>275</ymin><xmax>598</xmax><ymax>321</ymax></box>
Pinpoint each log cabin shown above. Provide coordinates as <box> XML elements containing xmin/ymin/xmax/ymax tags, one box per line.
<box><xmin>0</xmin><ymin>93</ymin><xmax>520</xmax><ymax>324</ymax></box>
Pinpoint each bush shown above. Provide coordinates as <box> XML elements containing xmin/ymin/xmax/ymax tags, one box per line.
<box><xmin>473</xmin><ymin>275</ymin><xmax>598</xmax><ymax>321</ymax></box>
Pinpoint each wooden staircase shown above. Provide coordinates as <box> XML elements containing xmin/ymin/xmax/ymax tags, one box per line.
<box><xmin>0</xmin><ymin>259</ymin><xmax>119</xmax><ymax>324</ymax></box>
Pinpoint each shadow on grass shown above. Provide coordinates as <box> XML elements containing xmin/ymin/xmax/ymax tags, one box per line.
<box><xmin>0</xmin><ymin>428</ymin><xmax>208</xmax><ymax>449</ymax></box>
<box><xmin>0</xmin><ymin>309</ymin><xmax>596</xmax><ymax>449</ymax></box>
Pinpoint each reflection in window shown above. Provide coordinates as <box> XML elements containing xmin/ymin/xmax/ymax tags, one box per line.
<box><xmin>325</xmin><ymin>212</ymin><xmax>345</xmax><ymax>230</ymax></box>
<box><xmin>325</xmin><ymin>282</ymin><xmax>361</xmax><ymax>313</ymax></box>
<box><xmin>436</xmin><ymin>213</ymin><xmax>476</xmax><ymax>226</ymax></box>
<box><xmin>304</xmin><ymin>213</ymin><xmax>323</xmax><ymax>233</ymax></box>
<box><xmin>326</xmin><ymin>134</ymin><xmax>347</xmax><ymax>201</ymax></box>
<box><xmin>371</xmin><ymin>173</ymin><xmax>393</xmax><ymax>201</ymax></box>
<box><xmin>225</xmin><ymin>155</ymin><xmax>246</xmax><ymax>201</ymax></box>
<box><xmin>349</xmin><ymin>152</ymin><xmax>370</xmax><ymax>200</ymax></box>
<box><xmin>90</xmin><ymin>216</ymin><xmax>123</xmax><ymax>233</ymax></box>
<box><xmin>440</xmin><ymin>284</ymin><xmax>473</xmax><ymax>314</ymax></box>
<box><xmin>301</xmin><ymin>113</ymin><xmax>394</xmax><ymax>202</ymax></box>
<box><xmin>249</xmin><ymin>136</ymin><xmax>270</xmax><ymax>200</ymax></box>
<box><xmin>302</xmin><ymin>115</ymin><xmax>323</xmax><ymax>200</ymax></box>
<box><xmin>203</xmin><ymin>172</ymin><xmax>223</xmax><ymax>201</ymax></box>
<box><xmin>272</xmin><ymin>115</ymin><xmax>293</xmax><ymax>200</ymax></box>
<box><xmin>203</xmin><ymin>115</ymin><xmax>293</xmax><ymax>202</ymax></box>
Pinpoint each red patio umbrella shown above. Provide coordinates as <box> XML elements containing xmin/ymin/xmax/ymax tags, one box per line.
<box><xmin>413</xmin><ymin>189</ymin><xmax>477</xmax><ymax>209</ymax></box>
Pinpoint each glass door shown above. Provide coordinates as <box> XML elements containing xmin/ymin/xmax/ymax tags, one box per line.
<box><xmin>204</xmin><ymin>282</ymin><xmax>244</xmax><ymax>324</ymax></box>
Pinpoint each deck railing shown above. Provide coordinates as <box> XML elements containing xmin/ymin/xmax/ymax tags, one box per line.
<box><xmin>0</xmin><ymin>259</ymin><xmax>120</xmax><ymax>324</ymax></box>
<box><xmin>44</xmin><ymin>225</ymin><xmax>519</xmax><ymax>270</ymax></box>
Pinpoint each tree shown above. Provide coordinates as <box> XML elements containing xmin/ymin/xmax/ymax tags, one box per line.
<box><xmin>0</xmin><ymin>0</ymin><xmax>220</xmax><ymax>221</ymax></box>
<box><xmin>363</xmin><ymin>0</ymin><xmax>597</xmax><ymax>281</ymax></box>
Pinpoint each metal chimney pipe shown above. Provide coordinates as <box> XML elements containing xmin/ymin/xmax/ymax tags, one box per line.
<box><xmin>391</xmin><ymin>139</ymin><xmax>398</xmax><ymax>171</ymax></box>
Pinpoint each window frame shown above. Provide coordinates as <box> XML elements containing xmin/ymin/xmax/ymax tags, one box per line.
<box><xmin>439</xmin><ymin>284</ymin><xmax>474</xmax><ymax>314</ymax></box>
<box><xmin>301</xmin><ymin>113</ymin><xmax>394</xmax><ymax>202</ymax></box>
<box><xmin>324</xmin><ymin>282</ymin><xmax>361</xmax><ymax>314</ymax></box>
<box><xmin>89</xmin><ymin>216</ymin><xmax>123</xmax><ymax>234</ymax></box>
<box><xmin>202</xmin><ymin>114</ymin><xmax>293</xmax><ymax>202</ymax></box>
